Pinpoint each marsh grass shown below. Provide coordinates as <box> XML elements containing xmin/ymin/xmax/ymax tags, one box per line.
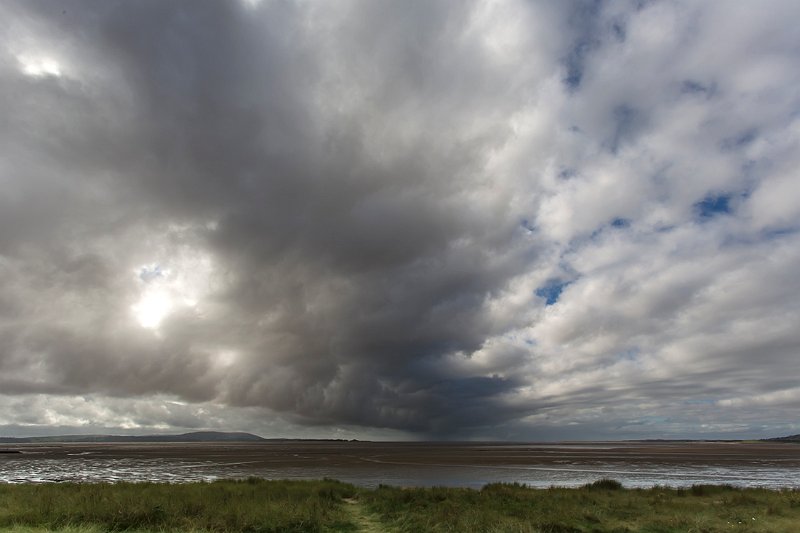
<box><xmin>0</xmin><ymin>478</ymin><xmax>357</xmax><ymax>532</ymax></box>
<box><xmin>361</xmin><ymin>481</ymin><xmax>800</xmax><ymax>532</ymax></box>
<box><xmin>1</xmin><ymin>478</ymin><xmax>800</xmax><ymax>532</ymax></box>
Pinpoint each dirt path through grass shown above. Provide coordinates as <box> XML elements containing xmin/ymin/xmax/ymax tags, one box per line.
<box><xmin>342</xmin><ymin>497</ymin><xmax>391</xmax><ymax>533</ymax></box>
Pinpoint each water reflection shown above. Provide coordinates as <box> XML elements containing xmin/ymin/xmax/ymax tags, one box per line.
<box><xmin>2</xmin><ymin>442</ymin><xmax>799</xmax><ymax>489</ymax></box>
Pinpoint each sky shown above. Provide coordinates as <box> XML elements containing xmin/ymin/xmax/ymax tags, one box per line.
<box><xmin>1</xmin><ymin>0</ymin><xmax>799</xmax><ymax>441</ymax></box>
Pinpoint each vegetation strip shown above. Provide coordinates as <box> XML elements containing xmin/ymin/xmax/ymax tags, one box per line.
<box><xmin>0</xmin><ymin>478</ymin><xmax>799</xmax><ymax>532</ymax></box>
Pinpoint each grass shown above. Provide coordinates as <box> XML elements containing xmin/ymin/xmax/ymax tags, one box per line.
<box><xmin>0</xmin><ymin>478</ymin><xmax>358</xmax><ymax>532</ymax></box>
<box><xmin>0</xmin><ymin>478</ymin><xmax>799</xmax><ymax>532</ymax></box>
<box><xmin>362</xmin><ymin>480</ymin><xmax>800</xmax><ymax>532</ymax></box>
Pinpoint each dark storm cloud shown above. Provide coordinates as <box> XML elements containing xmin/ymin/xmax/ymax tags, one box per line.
<box><xmin>0</xmin><ymin>0</ymin><xmax>563</xmax><ymax>434</ymax></box>
<box><xmin>2</xmin><ymin>0</ymin><xmax>800</xmax><ymax>439</ymax></box>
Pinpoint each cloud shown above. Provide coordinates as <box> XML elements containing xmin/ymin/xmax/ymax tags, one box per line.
<box><xmin>0</xmin><ymin>0</ymin><xmax>799</xmax><ymax>439</ymax></box>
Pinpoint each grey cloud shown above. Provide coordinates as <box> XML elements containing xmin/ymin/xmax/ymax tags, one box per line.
<box><xmin>1</xmin><ymin>0</ymin><xmax>800</xmax><ymax>440</ymax></box>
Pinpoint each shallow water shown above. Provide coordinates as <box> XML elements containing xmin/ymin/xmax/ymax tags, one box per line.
<box><xmin>1</xmin><ymin>441</ymin><xmax>798</xmax><ymax>489</ymax></box>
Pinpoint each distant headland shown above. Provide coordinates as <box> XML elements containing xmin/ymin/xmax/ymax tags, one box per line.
<box><xmin>764</xmin><ymin>434</ymin><xmax>800</xmax><ymax>443</ymax></box>
<box><xmin>0</xmin><ymin>431</ymin><xmax>266</xmax><ymax>443</ymax></box>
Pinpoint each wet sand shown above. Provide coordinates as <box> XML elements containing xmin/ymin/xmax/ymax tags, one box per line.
<box><xmin>4</xmin><ymin>440</ymin><xmax>799</xmax><ymax>467</ymax></box>
<box><xmin>2</xmin><ymin>440</ymin><xmax>799</xmax><ymax>488</ymax></box>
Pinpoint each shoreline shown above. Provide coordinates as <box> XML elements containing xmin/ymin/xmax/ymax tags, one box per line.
<box><xmin>3</xmin><ymin>440</ymin><xmax>800</xmax><ymax>490</ymax></box>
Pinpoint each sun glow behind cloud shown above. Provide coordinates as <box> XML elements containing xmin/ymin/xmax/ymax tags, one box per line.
<box><xmin>130</xmin><ymin>249</ymin><xmax>214</xmax><ymax>330</ymax></box>
<box><xmin>17</xmin><ymin>54</ymin><xmax>62</xmax><ymax>77</ymax></box>
<box><xmin>131</xmin><ymin>286</ymin><xmax>173</xmax><ymax>329</ymax></box>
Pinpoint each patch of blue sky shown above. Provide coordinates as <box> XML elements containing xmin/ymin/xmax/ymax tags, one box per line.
<box><xmin>562</xmin><ymin>38</ymin><xmax>596</xmax><ymax>90</ymax></box>
<box><xmin>535</xmin><ymin>280</ymin><xmax>571</xmax><ymax>306</ymax></box>
<box><xmin>680</xmin><ymin>79</ymin><xmax>716</xmax><ymax>97</ymax></box>
<box><xmin>557</xmin><ymin>167</ymin><xmax>577</xmax><ymax>180</ymax></box>
<box><xmin>694</xmin><ymin>193</ymin><xmax>732</xmax><ymax>219</ymax></box>
<box><xmin>519</xmin><ymin>219</ymin><xmax>536</xmax><ymax>233</ymax></box>
<box><xmin>139</xmin><ymin>264</ymin><xmax>164</xmax><ymax>283</ymax></box>
<box><xmin>610</xmin><ymin>18</ymin><xmax>626</xmax><ymax>42</ymax></box>
<box><xmin>580</xmin><ymin>217</ymin><xmax>631</xmax><ymax>243</ymax></box>
<box><xmin>610</xmin><ymin>217</ymin><xmax>631</xmax><ymax>228</ymax></box>
<box><xmin>561</xmin><ymin>1</ymin><xmax>604</xmax><ymax>91</ymax></box>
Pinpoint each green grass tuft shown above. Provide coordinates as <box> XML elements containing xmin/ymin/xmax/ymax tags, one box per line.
<box><xmin>582</xmin><ymin>478</ymin><xmax>624</xmax><ymax>490</ymax></box>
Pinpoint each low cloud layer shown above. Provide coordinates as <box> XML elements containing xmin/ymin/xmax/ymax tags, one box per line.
<box><xmin>1</xmin><ymin>0</ymin><xmax>799</xmax><ymax>439</ymax></box>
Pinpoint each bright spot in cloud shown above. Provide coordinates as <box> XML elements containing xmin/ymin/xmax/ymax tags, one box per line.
<box><xmin>132</xmin><ymin>288</ymin><xmax>173</xmax><ymax>329</ymax></box>
<box><xmin>214</xmin><ymin>350</ymin><xmax>237</xmax><ymax>368</ymax></box>
<box><xmin>130</xmin><ymin>249</ymin><xmax>214</xmax><ymax>330</ymax></box>
<box><xmin>240</xmin><ymin>0</ymin><xmax>263</xmax><ymax>9</ymax></box>
<box><xmin>17</xmin><ymin>55</ymin><xmax>62</xmax><ymax>78</ymax></box>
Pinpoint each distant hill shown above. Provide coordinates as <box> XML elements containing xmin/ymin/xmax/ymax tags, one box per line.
<box><xmin>764</xmin><ymin>434</ymin><xmax>800</xmax><ymax>442</ymax></box>
<box><xmin>0</xmin><ymin>431</ymin><xmax>266</xmax><ymax>444</ymax></box>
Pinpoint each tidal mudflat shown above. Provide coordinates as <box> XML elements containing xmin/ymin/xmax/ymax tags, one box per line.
<box><xmin>1</xmin><ymin>440</ymin><xmax>799</xmax><ymax>489</ymax></box>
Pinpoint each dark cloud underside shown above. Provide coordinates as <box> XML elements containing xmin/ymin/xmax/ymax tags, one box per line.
<box><xmin>1</xmin><ymin>0</ymin><xmax>799</xmax><ymax>439</ymax></box>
